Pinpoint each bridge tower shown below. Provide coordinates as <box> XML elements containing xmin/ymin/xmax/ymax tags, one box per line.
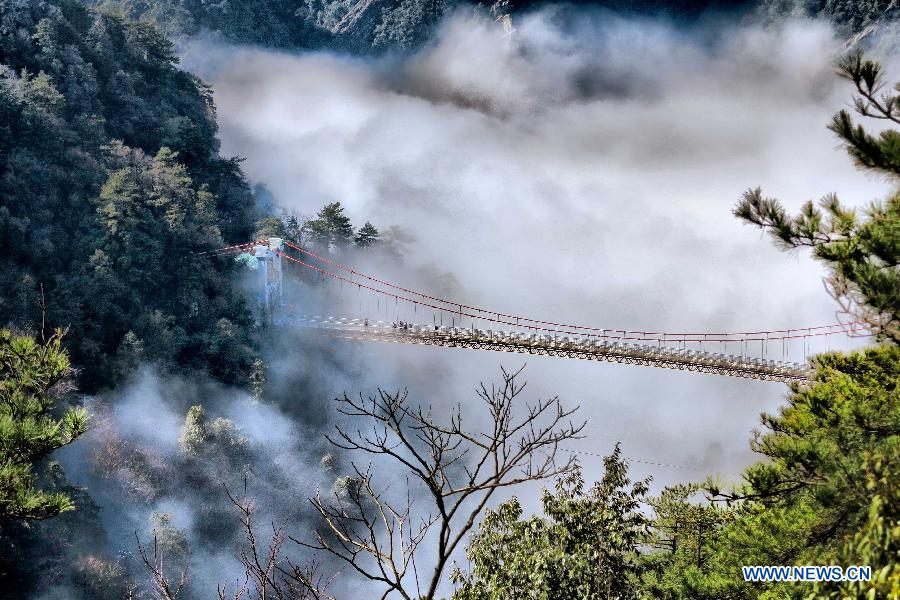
<box><xmin>253</xmin><ymin>237</ymin><xmax>284</xmax><ymax>321</ymax></box>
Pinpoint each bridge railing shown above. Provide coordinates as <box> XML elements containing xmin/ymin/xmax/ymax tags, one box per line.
<box><xmin>280</xmin><ymin>315</ymin><xmax>812</xmax><ymax>382</ymax></box>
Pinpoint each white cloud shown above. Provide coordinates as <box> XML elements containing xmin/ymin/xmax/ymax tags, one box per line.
<box><xmin>180</xmin><ymin>10</ymin><xmax>889</xmax><ymax>493</ymax></box>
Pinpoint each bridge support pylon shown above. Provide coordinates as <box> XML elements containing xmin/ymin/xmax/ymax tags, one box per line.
<box><xmin>253</xmin><ymin>237</ymin><xmax>284</xmax><ymax>323</ymax></box>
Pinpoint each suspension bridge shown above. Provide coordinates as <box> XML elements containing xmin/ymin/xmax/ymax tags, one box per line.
<box><xmin>204</xmin><ymin>238</ymin><xmax>869</xmax><ymax>383</ymax></box>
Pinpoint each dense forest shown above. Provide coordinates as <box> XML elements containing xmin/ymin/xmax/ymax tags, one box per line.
<box><xmin>760</xmin><ymin>0</ymin><xmax>900</xmax><ymax>34</ymax></box>
<box><xmin>1</xmin><ymin>0</ymin><xmax>899</xmax><ymax>598</ymax></box>
<box><xmin>0</xmin><ymin>0</ymin><xmax>260</xmax><ymax>391</ymax></box>
<box><xmin>0</xmin><ymin>6</ymin><xmax>401</xmax><ymax>595</ymax></box>
<box><xmin>75</xmin><ymin>0</ymin><xmax>900</xmax><ymax>55</ymax></box>
<box><xmin>81</xmin><ymin>0</ymin><xmax>459</xmax><ymax>51</ymax></box>
<box><xmin>76</xmin><ymin>0</ymin><xmax>761</xmax><ymax>53</ymax></box>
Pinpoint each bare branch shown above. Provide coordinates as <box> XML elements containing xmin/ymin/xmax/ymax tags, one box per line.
<box><xmin>136</xmin><ymin>532</ymin><xmax>188</xmax><ymax>600</ymax></box>
<box><xmin>220</xmin><ymin>481</ymin><xmax>337</xmax><ymax>600</ymax></box>
<box><xmin>296</xmin><ymin>365</ymin><xmax>584</xmax><ymax>599</ymax></box>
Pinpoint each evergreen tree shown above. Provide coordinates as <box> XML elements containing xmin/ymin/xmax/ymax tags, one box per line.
<box><xmin>812</xmin><ymin>445</ymin><xmax>900</xmax><ymax>599</ymax></box>
<box><xmin>828</xmin><ymin>52</ymin><xmax>900</xmax><ymax>179</ymax></box>
<box><xmin>253</xmin><ymin>216</ymin><xmax>290</xmax><ymax>241</ymax></box>
<box><xmin>654</xmin><ymin>51</ymin><xmax>900</xmax><ymax>600</ymax></box>
<box><xmin>354</xmin><ymin>221</ymin><xmax>380</xmax><ymax>247</ymax></box>
<box><xmin>179</xmin><ymin>404</ymin><xmax>249</xmax><ymax>465</ymax></box>
<box><xmin>0</xmin><ymin>1</ymin><xmax>258</xmax><ymax>390</ymax></box>
<box><xmin>639</xmin><ymin>485</ymin><xmax>731</xmax><ymax>599</ymax></box>
<box><xmin>305</xmin><ymin>201</ymin><xmax>354</xmax><ymax>250</ymax></box>
<box><xmin>735</xmin><ymin>53</ymin><xmax>900</xmax><ymax>343</ymax></box>
<box><xmin>71</xmin><ymin>143</ymin><xmax>254</xmax><ymax>387</ymax></box>
<box><xmin>0</xmin><ymin>328</ymin><xmax>87</xmax><ymax>520</ymax></box>
<box><xmin>284</xmin><ymin>213</ymin><xmax>306</xmax><ymax>246</ymax></box>
<box><xmin>642</xmin><ymin>484</ymin><xmax>731</xmax><ymax>580</ymax></box>
<box><xmin>650</xmin><ymin>345</ymin><xmax>900</xmax><ymax>600</ymax></box>
<box><xmin>372</xmin><ymin>0</ymin><xmax>450</xmax><ymax>50</ymax></box>
<box><xmin>253</xmin><ymin>212</ymin><xmax>314</xmax><ymax>247</ymax></box>
<box><xmin>452</xmin><ymin>445</ymin><xmax>649</xmax><ymax>600</ymax></box>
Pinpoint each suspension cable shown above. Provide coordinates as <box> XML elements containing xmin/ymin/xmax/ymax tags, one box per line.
<box><xmin>278</xmin><ymin>251</ymin><xmax>870</xmax><ymax>345</ymax></box>
<box><xmin>280</xmin><ymin>241</ymin><xmax>867</xmax><ymax>342</ymax></box>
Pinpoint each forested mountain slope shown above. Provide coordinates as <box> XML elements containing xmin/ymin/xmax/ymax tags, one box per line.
<box><xmin>3</xmin><ymin>0</ymin><xmax>888</xmax><ymax>391</ymax></box>
<box><xmin>0</xmin><ymin>0</ymin><xmax>258</xmax><ymax>391</ymax></box>
<box><xmin>79</xmin><ymin>0</ymin><xmax>899</xmax><ymax>54</ymax></box>
<box><xmin>81</xmin><ymin>0</ymin><xmax>755</xmax><ymax>53</ymax></box>
<box><xmin>760</xmin><ymin>0</ymin><xmax>900</xmax><ymax>34</ymax></box>
<box><xmin>83</xmin><ymin>0</ymin><xmax>448</xmax><ymax>51</ymax></box>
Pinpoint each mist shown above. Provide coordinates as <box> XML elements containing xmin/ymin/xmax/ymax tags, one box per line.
<box><xmin>176</xmin><ymin>6</ymin><xmax>894</xmax><ymax>484</ymax></box>
<box><xmin>30</xmin><ymin>6</ymin><xmax>900</xmax><ymax>598</ymax></box>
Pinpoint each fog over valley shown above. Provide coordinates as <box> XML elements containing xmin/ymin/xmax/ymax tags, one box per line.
<box><xmin>2</xmin><ymin>1</ymin><xmax>898</xmax><ymax>597</ymax></box>
<box><xmin>181</xmin><ymin>9</ymin><xmax>889</xmax><ymax>486</ymax></box>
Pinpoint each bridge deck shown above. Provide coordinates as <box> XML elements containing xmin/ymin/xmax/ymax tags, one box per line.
<box><xmin>282</xmin><ymin>316</ymin><xmax>812</xmax><ymax>383</ymax></box>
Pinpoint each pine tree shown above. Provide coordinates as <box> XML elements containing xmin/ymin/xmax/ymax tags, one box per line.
<box><xmin>639</xmin><ymin>485</ymin><xmax>733</xmax><ymax>598</ymax></box>
<box><xmin>735</xmin><ymin>52</ymin><xmax>900</xmax><ymax>343</ymax></box>
<box><xmin>0</xmin><ymin>328</ymin><xmax>88</xmax><ymax>520</ymax></box>
<box><xmin>253</xmin><ymin>216</ymin><xmax>290</xmax><ymax>241</ymax></box>
<box><xmin>452</xmin><ymin>444</ymin><xmax>649</xmax><ymax>600</ymax></box>
<box><xmin>305</xmin><ymin>202</ymin><xmax>354</xmax><ymax>250</ymax></box>
<box><xmin>0</xmin><ymin>2</ymin><xmax>258</xmax><ymax>391</ymax></box>
<box><xmin>354</xmin><ymin>221</ymin><xmax>380</xmax><ymax>247</ymax></box>
<box><xmin>285</xmin><ymin>213</ymin><xmax>305</xmax><ymax>245</ymax></box>
<box><xmin>829</xmin><ymin>52</ymin><xmax>900</xmax><ymax>179</ymax></box>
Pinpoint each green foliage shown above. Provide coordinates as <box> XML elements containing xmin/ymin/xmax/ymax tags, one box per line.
<box><xmin>145</xmin><ymin>510</ymin><xmax>191</xmax><ymax>588</ymax></box>
<box><xmin>179</xmin><ymin>405</ymin><xmax>206</xmax><ymax>455</ymax></box>
<box><xmin>830</xmin><ymin>53</ymin><xmax>900</xmax><ymax>179</ymax></box>
<box><xmin>0</xmin><ymin>0</ymin><xmax>258</xmax><ymax>390</ymax></box>
<box><xmin>639</xmin><ymin>484</ymin><xmax>735</xmax><ymax>599</ymax></box>
<box><xmin>0</xmin><ymin>462</ymin><xmax>110</xmax><ymax>597</ymax></box>
<box><xmin>86</xmin><ymin>0</ymin><xmax>323</xmax><ymax>46</ymax></box>
<box><xmin>149</xmin><ymin>511</ymin><xmax>189</xmax><ymax>563</ymax></box>
<box><xmin>0</xmin><ymin>328</ymin><xmax>87</xmax><ymax>520</ymax></box>
<box><xmin>811</xmin><ymin>446</ymin><xmax>900</xmax><ymax>599</ymax></box>
<box><xmin>640</xmin><ymin>346</ymin><xmax>900</xmax><ymax>599</ymax></box>
<box><xmin>743</xmin><ymin>346</ymin><xmax>899</xmax><ymax>515</ymax></box>
<box><xmin>452</xmin><ymin>445</ymin><xmax>649</xmax><ymax>600</ymax></box>
<box><xmin>86</xmin><ymin>0</ymin><xmax>457</xmax><ymax>52</ymax></box>
<box><xmin>254</xmin><ymin>215</ymin><xmax>292</xmax><ymax>241</ymax></box>
<box><xmin>86</xmin><ymin>0</ymin><xmax>744</xmax><ymax>53</ymax></box>
<box><xmin>759</xmin><ymin>345</ymin><xmax>900</xmax><ymax>565</ymax></box>
<box><xmin>703</xmin><ymin>52</ymin><xmax>900</xmax><ymax>600</ymax></box>
<box><xmin>256</xmin><ymin>208</ymin><xmax>389</xmax><ymax>256</ymax></box>
<box><xmin>179</xmin><ymin>404</ymin><xmax>250</xmax><ymax>466</ymax></box>
<box><xmin>736</xmin><ymin>188</ymin><xmax>899</xmax><ymax>342</ymax></box>
<box><xmin>735</xmin><ymin>54</ymin><xmax>900</xmax><ymax>343</ymax></box>
<box><xmin>305</xmin><ymin>201</ymin><xmax>355</xmax><ymax>251</ymax></box>
<box><xmin>354</xmin><ymin>221</ymin><xmax>380</xmax><ymax>247</ymax></box>
<box><xmin>303</xmin><ymin>0</ymin><xmax>364</xmax><ymax>32</ymax></box>
<box><xmin>645</xmin><ymin>484</ymin><xmax>728</xmax><ymax>558</ymax></box>
<box><xmin>644</xmin><ymin>490</ymin><xmax>821</xmax><ymax>599</ymax></box>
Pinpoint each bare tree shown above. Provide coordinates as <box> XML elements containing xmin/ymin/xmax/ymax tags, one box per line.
<box><xmin>136</xmin><ymin>532</ymin><xmax>188</xmax><ymax>600</ymax></box>
<box><xmin>218</xmin><ymin>480</ymin><xmax>337</xmax><ymax>600</ymax></box>
<box><xmin>296</xmin><ymin>365</ymin><xmax>585</xmax><ymax>599</ymax></box>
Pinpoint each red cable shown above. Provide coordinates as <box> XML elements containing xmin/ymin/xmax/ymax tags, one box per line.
<box><xmin>281</xmin><ymin>241</ymin><xmax>866</xmax><ymax>340</ymax></box>
<box><xmin>277</xmin><ymin>251</ymin><xmax>870</xmax><ymax>344</ymax></box>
